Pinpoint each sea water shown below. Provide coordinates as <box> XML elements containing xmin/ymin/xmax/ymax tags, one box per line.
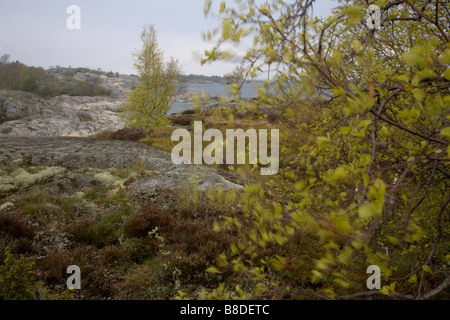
<box><xmin>169</xmin><ymin>82</ymin><xmax>260</xmax><ymax>114</ymax></box>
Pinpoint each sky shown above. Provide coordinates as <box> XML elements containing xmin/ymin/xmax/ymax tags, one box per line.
<box><xmin>0</xmin><ymin>0</ymin><xmax>337</xmax><ymax>76</ymax></box>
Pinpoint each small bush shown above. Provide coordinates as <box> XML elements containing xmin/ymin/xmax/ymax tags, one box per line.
<box><xmin>99</xmin><ymin>245</ymin><xmax>131</xmax><ymax>267</ymax></box>
<box><xmin>38</xmin><ymin>247</ymin><xmax>117</xmax><ymax>299</ymax></box>
<box><xmin>0</xmin><ymin>249</ymin><xmax>37</xmax><ymax>300</ymax></box>
<box><xmin>169</xmin><ymin>114</ymin><xmax>193</xmax><ymax>126</ymax></box>
<box><xmin>181</xmin><ymin>109</ymin><xmax>196</xmax><ymax>115</ymax></box>
<box><xmin>112</xmin><ymin>128</ymin><xmax>148</xmax><ymax>141</ymax></box>
<box><xmin>0</xmin><ymin>211</ymin><xmax>35</xmax><ymax>239</ymax></box>
<box><xmin>70</xmin><ymin>79</ymin><xmax>111</xmax><ymax>97</ymax></box>
<box><xmin>266</xmin><ymin>112</ymin><xmax>280</xmax><ymax>123</ymax></box>
<box><xmin>95</xmin><ymin>130</ymin><xmax>115</xmax><ymax>140</ymax></box>
<box><xmin>96</xmin><ymin>128</ymin><xmax>148</xmax><ymax>141</ymax></box>
<box><xmin>120</xmin><ymin>238</ymin><xmax>157</xmax><ymax>263</ymax></box>
<box><xmin>37</xmin><ymin>250</ymin><xmax>73</xmax><ymax>285</ymax></box>
<box><xmin>123</xmin><ymin>192</ymin><xmax>235</xmax><ymax>287</ymax></box>
<box><xmin>123</xmin><ymin>204</ymin><xmax>172</xmax><ymax>238</ymax></box>
<box><xmin>66</xmin><ymin>219</ymin><xmax>119</xmax><ymax>248</ymax></box>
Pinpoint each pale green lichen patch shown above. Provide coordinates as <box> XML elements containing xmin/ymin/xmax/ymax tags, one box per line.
<box><xmin>82</xmin><ymin>162</ymin><xmax>157</xmax><ymax>189</ymax></box>
<box><xmin>93</xmin><ymin>171</ymin><xmax>126</xmax><ymax>188</ymax></box>
<box><xmin>0</xmin><ymin>166</ymin><xmax>65</xmax><ymax>193</ymax></box>
<box><xmin>0</xmin><ymin>202</ymin><xmax>14</xmax><ymax>211</ymax></box>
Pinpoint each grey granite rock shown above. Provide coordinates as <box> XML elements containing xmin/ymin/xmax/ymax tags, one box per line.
<box><xmin>0</xmin><ymin>136</ymin><xmax>242</xmax><ymax>192</ymax></box>
<box><xmin>0</xmin><ymin>91</ymin><xmax>125</xmax><ymax>137</ymax></box>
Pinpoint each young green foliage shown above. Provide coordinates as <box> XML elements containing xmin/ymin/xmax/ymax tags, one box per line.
<box><xmin>121</xmin><ymin>24</ymin><xmax>182</xmax><ymax>129</ymax></box>
<box><xmin>202</xmin><ymin>0</ymin><xmax>450</xmax><ymax>300</ymax></box>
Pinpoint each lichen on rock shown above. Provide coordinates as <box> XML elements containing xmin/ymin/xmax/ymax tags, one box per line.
<box><xmin>0</xmin><ymin>166</ymin><xmax>65</xmax><ymax>193</ymax></box>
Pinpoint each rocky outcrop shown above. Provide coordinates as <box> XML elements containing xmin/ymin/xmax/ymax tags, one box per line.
<box><xmin>128</xmin><ymin>166</ymin><xmax>241</xmax><ymax>193</ymax></box>
<box><xmin>47</xmin><ymin>67</ymin><xmax>138</xmax><ymax>98</ymax></box>
<box><xmin>0</xmin><ymin>67</ymin><xmax>139</xmax><ymax>137</ymax></box>
<box><xmin>0</xmin><ymin>91</ymin><xmax>49</xmax><ymax>123</ymax></box>
<box><xmin>0</xmin><ymin>91</ymin><xmax>124</xmax><ymax>137</ymax></box>
<box><xmin>0</xmin><ymin>70</ymin><xmax>243</xmax><ymax>193</ymax></box>
<box><xmin>0</xmin><ymin>135</ymin><xmax>242</xmax><ymax>192</ymax></box>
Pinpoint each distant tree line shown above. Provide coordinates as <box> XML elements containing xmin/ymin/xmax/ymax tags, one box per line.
<box><xmin>178</xmin><ymin>74</ymin><xmax>222</xmax><ymax>83</ymax></box>
<box><xmin>0</xmin><ymin>54</ymin><xmax>111</xmax><ymax>98</ymax></box>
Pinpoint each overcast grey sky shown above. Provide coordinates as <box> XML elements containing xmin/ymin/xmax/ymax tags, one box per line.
<box><xmin>0</xmin><ymin>0</ymin><xmax>337</xmax><ymax>76</ymax></box>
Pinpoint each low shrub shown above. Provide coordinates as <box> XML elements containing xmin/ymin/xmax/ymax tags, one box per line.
<box><xmin>0</xmin><ymin>249</ymin><xmax>37</xmax><ymax>300</ymax></box>
<box><xmin>169</xmin><ymin>114</ymin><xmax>193</xmax><ymax>126</ymax></box>
<box><xmin>95</xmin><ymin>130</ymin><xmax>115</xmax><ymax>140</ymax></box>
<box><xmin>112</xmin><ymin>128</ymin><xmax>148</xmax><ymax>141</ymax></box>
<box><xmin>37</xmin><ymin>247</ymin><xmax>117</xmax><ymax>299</ymax></box>
<box><xmin>120</xmin><ymin>238</ymin><xmax>157</xmax><ymax>263</ymax></box>
<box><xmin>66</xmin><ymin>219</ymin><xmax>119</xmax><ymax>248</ymax></box>
<box><xmin>0</xmin><ymin>211</ymin><xmax>35</xmax><ymax>239</ymax></box>
<box><xmin>99</xmin><ymin>245</ymin><xmax>131</xmax><ymax>267</ymax></box>
<box><xmin>124</xmin><ymin>191</ymin><xmax>236</xmax><ymax>287</ymax></box>
<box><xmin>181</xmin><ymin>109</ymin><xmax>196</xmax><ymax>115</ymax></box>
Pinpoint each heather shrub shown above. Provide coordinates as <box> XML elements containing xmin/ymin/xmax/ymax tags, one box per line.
<box><xmin>169</xmin><ymin>114</ymin><xmax>193</xmax><ymax>126</ymax></box>
<box><xmin>124</xmin><ymin>191</ymin><xmax>236</xmax><ymax>288</ymax></box>
<box><xmin>0</xmin><ymin>211</ymin><xmax>35</xmax><ymax>239</ymax></box>
<box><xmin>37</xmin><ymin>246</ymin><xmax>117</xmax><ymax>299</ymax></box>
<box><xmin>112</xmin><ymin>127</ymin><xmax>148</xmax><ymax>141</ymax></box>
<box><xmin>66</xmin><ymin>219</ymin><xmax>119</xmax><ymax>248</ymax></box>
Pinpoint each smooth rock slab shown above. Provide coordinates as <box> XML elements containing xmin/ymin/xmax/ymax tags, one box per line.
<box><xmin>0</xmin><ymin>91</ymin><xmax>125</xmax><ymax>137</ymax></box>
<box><xmin>0</xmin><ymin>135</ymin><xmax>241</xmax><ymax>192</ymax></box>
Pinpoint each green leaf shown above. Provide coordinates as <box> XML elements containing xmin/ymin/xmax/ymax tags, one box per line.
<box><xmin>444</xmin><ymin>69</ymin><xmax>450</xmax><ymax>81</ymax></box>
<box><xmin>417</xmin><ymin>69</ymin><xmax>436</xmax><ymax>78</ymax></box>
<box><xmin>422</xmin><ymin>265</ymin><xmax>432</xmax><ymax>273</ymax></box>
<box><xmin>340</xmin><ymin>127</ymin><xmax>351</xmax><ymax>135</ymax></box>
<box><xmin>402</xmin><ymin>46</ymin><xmax>430</xmax><ymax>67</ymax></box>
<box><xmin>440</xmin><ymin>127</ymin><xmax>450</xmax><ymax>139</ymax></box>
<box><xmin>375</xmin><ymin>0</ymin><xmax>388</xmax><ymax>7</ymax></box>
<box><xmin>412</xmin><ymin>88</ymin><xmax>424</xmax><ymax>101</ymax></box>
<box><xmin>379</xmin><ymin>286</ymin><xmax>390</xmax><ymax>296</ymax></box>
<box><xmin>408</xmin><ymin>274</ymin><xmax>417</xmax><ymax>284</ymax></box>
<box><xmin>204</xmin><ymin>0</ymin><xmax>212</xmax><ymax>16</ymax></box>
<box><xmin>359</xmin><ymin>120</ymin><xmax>372</xmax><ymax>129</ymax></box>
<box><xmin>317</xmin><ymin>136</ymin><xmax>330</xmax><ymax>148</ymax></box>
<box><xmin>332</xmin><ymin>166</ymin><xmax>347</xmax><ymax>180</ymax></box>
<box><xmin>358</xmin><ymin>203</ymin><xmax>372</xmax><ymax>221</ymax></box>
<box><xmin>396</xmin><ymin>75</ymin><xmax>409</xmax><ymax>83</ymax></box>
<box><xmin>283</xmin><ymin>51</ymin><xmax>294</xmax><ymax>63</ymax></box>
<box><xmin>360</xmin><ymin>154</ymin><xmax>372</xmax><ymax>166</ymax></box>
<box><xmin>206</xmin><ymin>266</ymin><xmax>220</xmax><ymax>274</ymax></box>
<box><xmin>389</xmin><ymin>282</ymin><xmax>396</xmax><ymax>292</ymax></box>
<box><xmin>330</xmin><ymin>50</ymin><xmax>343</xmax><ymax>66</ymax></box>
<box><xmin>352</xmin><ymin>40</ymin><xmax>362</xmax><ymax>55</ymax></box>
<box><xmin>222</xmin><ymin>20</ymin><xmax>233</xmax><ymax>40</ymax></box>
<box><xmin>343</xmin><ymin>5</ymin><xmax>365</xmax><ymax>26</ymax></box>
<box><xmin>387</xmin><ymin>236</ymin><xmax>399</xmax><ymax>245</ymax></box>
<box><xmin>219</xmin><ymin>1</ymin><xmax>226</xmax><ymax>13</ymax></box>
